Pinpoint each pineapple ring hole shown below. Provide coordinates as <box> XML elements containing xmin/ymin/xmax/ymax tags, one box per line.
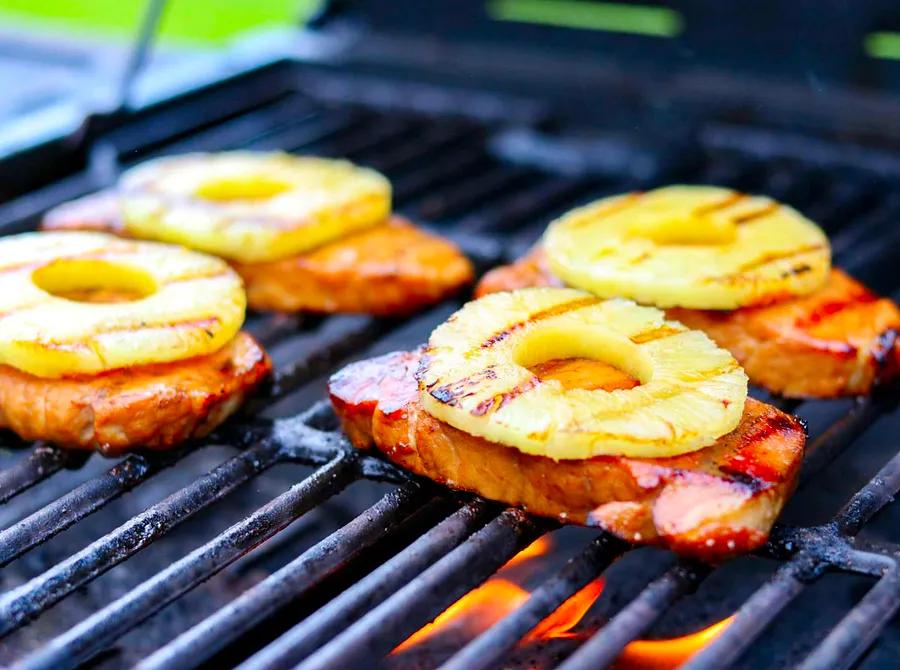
<box><xmin>194</xmin><ymin>173</ymin><xmax>294</xmax><ymax>202</ymax></box>
<box><xmin>32</xmin><ymin>259</ymin><xmax>158</xmax><ymax>304</ymax></box>
<box><xmin>528</xmin><ymin>358</ymin><xmax>639</xmax><ymax>392</ymax></box>
<box><xmin>513</xmin><ymin>324</ymin><xmax>651</xmax><ymax>391</ymax></box>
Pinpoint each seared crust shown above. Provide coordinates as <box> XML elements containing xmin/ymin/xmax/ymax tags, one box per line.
<box><xmin>475</xmin><ymin>246</ymin><xmax>563</xmax><ymax>298</ymax></box>
<box><xmin>42</xmin><ymin>193</ymin><xmax>474</xmax><ymax>315</ymax></box>
<box><xmin>476</xmin><ymin>248</ymin><xmax>900</xmax><ymax>397</ymax></box>
<box><xmin>329</xmin><ymin>350</ymin><xmax>805</xmax><ymax>560</ymax></box>
<box><xmin>0</xmin><ymin>332</ymin><xmax>271</xmax><ymax>455</ymax></box>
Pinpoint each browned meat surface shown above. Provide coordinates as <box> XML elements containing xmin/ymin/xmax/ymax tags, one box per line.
<box><xmin>475</xmin><ymin>246</ymin><xmax>563</xmax><ymax>297</ymax></box>
<box><xmin>476</xmin><ymin>248</ymin><xmax>900</xmax><ymax>397</ymax></box>
<box><xmin>0</xmin><ymin>332</ymin><xmax>271</xmax><ymax>455</ymax></box>
<box><xmin>329</xmin><ymin>350</ymin><xmax>806</xmax><ymax>561</ymax></box>
<box><xmin>42</xmin><ymin>193</ymin><xmax>474</xmax><ymax>315</ymax></box>
<box><xmin>233</xmin><ymin>217</ymin><xmax>473</xmax><ymax>314</ymax></box>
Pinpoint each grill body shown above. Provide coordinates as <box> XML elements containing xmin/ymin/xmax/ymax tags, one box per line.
<box><xmin>0</xmin><ymin>31</ymin><xmax>900</xmax><ymax>670</ymax></box>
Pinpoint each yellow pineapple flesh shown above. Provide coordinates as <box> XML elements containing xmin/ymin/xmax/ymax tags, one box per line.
<box><xmin>418</xmin><ymin>288</ymin><xmax>748</xmax><ymax>460</ymax></box>
<box><xmin>0</xmin><ymin>232</ymin><xmax>245</xmax><ymax>378</ymax></box>
<box><xmin>120</xmin><ymin>152</ymin><xmax>391</xmax><ymax>264</ymax></box>
<box><xmin>543</xmin><ymin>185</ymin><xmax>831</xmax><ymax>310</ymax></box>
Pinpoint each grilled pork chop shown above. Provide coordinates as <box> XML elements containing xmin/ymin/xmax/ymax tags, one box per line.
<box><xmin>329</xmin><ymin>349</ymin><xmax>805</xmax><ymax>560</ymax></box>
<box><xmin>42</xmin><ymin>192</ymin><xmax>474</xmax><ymax>315</ymax></box>
<box><xmin>0</xmin><ymin>332</ymin><xmax>271</xmax><ymax>454</ymax></box>
<box><xmin>476</xmin><ymin>248</ymin><xmax>900</xmax><ymax>397</ymax></box>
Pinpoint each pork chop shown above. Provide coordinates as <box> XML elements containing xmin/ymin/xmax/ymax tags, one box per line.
<box><xmin>329</xmin><ymin>349</ymin><xmax>805</xmax><ymax>560</ymax></box>
<box><xmin>0</xmin><ymin>332</ymin><xmax>271</xmax><ymax>455</ymax></box>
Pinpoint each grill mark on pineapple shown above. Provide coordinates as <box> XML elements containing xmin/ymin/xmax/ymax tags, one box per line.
<box><xmin>693</xmin><ymin>192</ymin><xmax>745</xmax><ymax>215</ymax></box>
<box><xmin>428</xmin><ymin>367</ymin><xmax>499</xmax><ymax>406</ymax></box>
<box><xmin>72</xmin><ymin>316</ymin><xmax>222</xmax><ymax>340</ymax></box>
<box><xmin>471</xmin><ymin>376</ymin><xmax>540</xmax><ymax>417</ymax></box>
<box><xmin>732</xmin><ymin>202</ymin><xmax>779</xmax><ymax>224</ymax></box>
<box><xmin>568</xmin><ymin>192</ymin><xmax>643</xmax><ymax>229</ymax></box>
<box><xmin>713</xmin><ymin>243</ymin><xmax>827</xmax><ymax>280</ymax></box>
<box><xmin>480</xmin><ymin>296</ymin><xmax>600</xmax><ymax>350</ymax></box>
<box><xmin>782</xmin><ymin>264</ymin><xmax>813</xmax><ymax>278</ymax></box>
<box><xmin>630</xmin><ymin>325</ymin><xmax>684</xmax><ymax>344</ymax></box>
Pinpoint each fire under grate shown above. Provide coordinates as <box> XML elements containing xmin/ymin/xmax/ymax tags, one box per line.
<box><xmin>0</xmin><ymin>61</ymin><xmax>899</xmax><ymax>670</ymax></box>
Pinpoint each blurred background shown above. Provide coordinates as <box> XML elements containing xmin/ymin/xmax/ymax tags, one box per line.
<box><xmin>0</xmin><ymin>0</ymin><xmax>320</xmax><ymax>44</ymax></box>
<box><xmin>0</xmin><ymin>0</ymin><xmax>323</xmax><ymax>142</ymax></box>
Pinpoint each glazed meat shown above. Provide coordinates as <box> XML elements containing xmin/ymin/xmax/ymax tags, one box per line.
<box><xmin>330</xmin><ymin>349</ymin><xmax>806</xmax><ymax>560</ymax></box>
<box><xmin>476</xmin><ymin>248</ymin><xmax>900</xmax><ymax>397</ymax></box>
<box><xmin>232</xmin><ymin>218</ymin><xmax>473</xmax><ymax>315</ymax></box>
<box><xmin>0</xmin><ymin>332</ymin><xmax>271</xmax><ymax>455</ymax></box>
<box><xmin>475</xmin><ymin>246</ymin><xmax>563</xmax><ymax>297</ymax></box>
<box><xmin>42</xmin><ymin>192</ymin><xmax>474</xmax><ymax>315</ymax></box>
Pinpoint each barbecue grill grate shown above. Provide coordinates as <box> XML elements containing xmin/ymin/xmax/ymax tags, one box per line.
<box><xmin>0</xmin><ymin>62</ymin><xmax>899</xmax><ymax>670</ymax></box>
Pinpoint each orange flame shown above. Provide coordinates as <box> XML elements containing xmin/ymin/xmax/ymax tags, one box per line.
<box><xmin>392</xmin><ymin>536</ymin><xmax>734</xmax><ymax>667</ymax></box>
<box><xmin>502</xmin><ymin>536</ymin><xmax>552</xmax><ymax>569</ymax></box>
<box><xmin>393</xmin><ymin>579</ymin><xmax>529</xmax><ymax>653</ymax></box>
<box><xmin>616</xmin><ymin>616</ymin><xmax>735</xmax><ymax>669</ymax></box>
<box><xmin>526</xmin><ymin>578</ymin><xmax>605</xmax><ymax>641</ymax></box>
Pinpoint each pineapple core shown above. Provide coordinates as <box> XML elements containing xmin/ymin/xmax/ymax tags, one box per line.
<box><xmin>32</xmin><ymin>259</ymin><xmax>157</xmax><ymax>304</ymax></box>
<box><xmin>528</xmin><ymin>358</ymin><xmax>639</xmax><ymax>391</ymax></box>
<box><xmin>195</xmin><ymin>173</ymin><xmax>293</xmax><ymax>202</ymax></box>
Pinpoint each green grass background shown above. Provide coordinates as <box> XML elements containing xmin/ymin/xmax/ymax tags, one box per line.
<box><xmin>0</xmin><ymin>0</ymin><xmax>322</xmax><ymax>44</ymax></box>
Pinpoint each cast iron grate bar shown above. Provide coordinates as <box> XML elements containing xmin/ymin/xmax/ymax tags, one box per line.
<box><xmin>0</xmin><ymin>439</ymin><xmax>286</xmax><ymax>638</ymax></box>
<box><xmin>12</xmin><ymin>453</ymin><xmax>364</xmax><ymax>670</ymax></box>
<box><xmin>296</xmin><ymin>510</ymin><xmax>546</xmax><ymax>670</ymax></box>
<box><xmin>133</xmin><ymin>482</ymin><xmax>434</xmax><ymax>670</ymax></box>
<box><xmin>0</xmin><ymin>444</ymin><xmax>79</xmax><ymax>503</ymax></box>
<box><xmin>683</xmin><ymin>448</ymin><xmax>900</xmax><ymax>670</ymax></box>
<box><xmin>413</xmin><ymin>163</ymin><xmax>537</xmax><ymax>222</ymax></box>
<box><xmin>555</xmin><ymin>561</ymin><xmax>711</xmax><ymax>670</ymax></box>
<box><xmin>798</xmin><ymin>564</ymin><xmax>900</xmax><ymax>670</ymax></box>
<box><xmin>0</xmin><ymin>452</ymin><xmax>165</xmax><ymax>566</ymax></box>
<box><xmin>235</xmin><ymin>500</ymin><xmax>496</xmax><ymax>670</ymax></box>
<box><xmin>366</xmin><ymin>120</ymin><xmax>485</xmax><ymax>175</ymax></box>
<box><xmin>20</xmin><ymin>482</ymin><xmax>435</xmax><ymax>670</ymax></box>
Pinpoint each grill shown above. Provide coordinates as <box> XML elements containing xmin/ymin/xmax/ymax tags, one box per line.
<box><xmin>3</xmin><ymin>9</ymin><xmax>900</xmax><ymax>668</ymax></box>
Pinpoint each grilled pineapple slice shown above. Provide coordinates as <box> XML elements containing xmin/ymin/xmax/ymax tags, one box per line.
<box><xmin>543</xmin><ymin>185</ymin><xmax>831</xmax><ymax>310</ymax></box>
<box><xmin>120</xmin><ymin>152</ymin><xmax>391</xmax><ymax>264</ymax></box>
<box><xmin>0</xmin><ymin>232</ymin><xmax>245</xmax><ymax>378</ymax></box>
<box><xmin>418</xmin><ymin>288</ymin><xmax>747</xmax><ymax>460</ymax></box>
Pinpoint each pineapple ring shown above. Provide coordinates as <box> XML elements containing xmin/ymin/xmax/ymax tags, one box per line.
<box><xmin>0</xmin><ymin>232</ymin><xmax>246</xmax><ymax>378</ymax></box>
<box><xmin>119</xmin><ymin>152</ymin><xmax>392</xmax><ymax>264</ymax></box>
<box><xmin>418</xmin><ymin>288</ymin><xmax>748</xmax><ymax>460</ymax></box>
<box><xmin>543</xmin><ymin>185</ymin><xmax>831</xmax><ymax>310</ymax></box>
